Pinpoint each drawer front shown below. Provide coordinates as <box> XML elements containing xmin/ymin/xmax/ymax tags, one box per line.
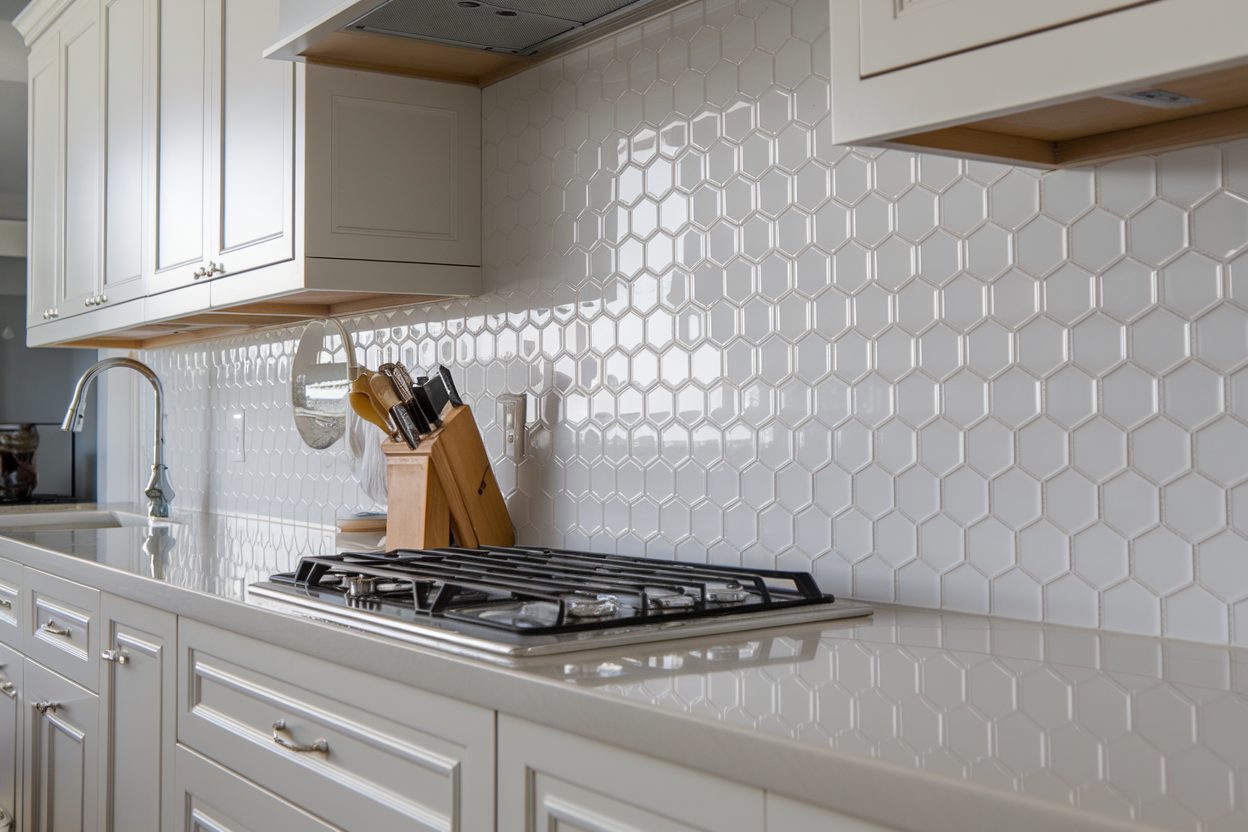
<box><xmin>858</xmin><ymin>0</ymin><xmax>1153</xmax><ymax>77</ymax></box>
<box><xmin>178</xmin><ymin>620</ymin><xmax>494</xmax><ymax>832</ymax></box>
<box><xmin>174</xmin><ymin>745</ymin><xmax>343</xmax><ymax>832</ymax></box>
<box><xmin>0</xmin><ymin>558</ymin><xmax>21</xmax><ymax>649</ymax></box>
<box><xmin>498</xmin><ymin>715</ymin><xmax>764</xmax><ymax>832</ymax></box>
<box><xmin>23</xmin><ymin>568</ymin><xmax>100</xmax><ymax>691</ymax></box>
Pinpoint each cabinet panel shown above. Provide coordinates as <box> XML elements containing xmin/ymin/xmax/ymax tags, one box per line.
<box><xmin>178</xmin><ymin>619</ymin><xmax>494</xmax><ymax>832</ymax></box>
<box><xmin>304</xmin><ymin>65</ymin><xmax>481</xmax><ymax>267</ymax></box>
<box><xmin>0</xmin><ymin>558</ymin><xmax>21</xmax><ymax>651</ymax></box>
<box><xmin>101</xmin><ymin>0</ymin><xmax>149</xmax><ymax>305</ymax></box>
<box><xmin>174</xmin><ymin>746</ymin><xmax>342</xmax><ymax>832</ymax></box>
<box><xmin>498</xmin><ymin>716</ymin><xmax>764</xmax><ymax>832</ymax></box>
<box><xmin>27</xmin><ymin>33</ymin><xmax>60</xmax><ymax>326</ymax></box>
<box><xmin>765</xmin><ymin>793</ymin><xmax>897</xmax><ymax>831</ymax></box>
<box><xmin>208</xmin><ymin>0</ymin><xmax>295</xmax><ymax>277</ymax></box>
<box><xmin>153</xmin><ymin>0</ymin><xmax>207</xmax><ymax>287</ymax></box>
<box><xmin>858</xmin><ymin>0</ymin><xmax>1151</xmax><ymax>77</ymax></box>
<box><xmin>98</xmin><ymin>595</ymin><xmax>175</xmax><ymax>832</ymax></box>
<box><xmin>22</xmin><ymin>659</ymin><xmax>99</xmax><ymax>832</ymax></box>
<box><xmin>22</xmin><ymin>569</ymin><xmax>100</xmax><ymax>693</ymax></box>
<box><xmin>0</xmin><ymin>643</ymin><xmax>21</xmax><ymax>831</ymax></box>
<box><xmin>59</xmin><ymin>0</ymin><xmax>102</xmax><ymax>316</ymax></box>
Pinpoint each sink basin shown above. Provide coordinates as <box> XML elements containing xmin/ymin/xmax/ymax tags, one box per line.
<box><xmin>0</xmin><ymin>510</ymin><xmax>170</xmax><ymax>531</ymax></box>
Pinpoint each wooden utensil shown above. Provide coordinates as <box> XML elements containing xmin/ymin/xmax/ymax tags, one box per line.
<box><xmin>349</xmin><ymin>371</ymin><xmax>394</xmax><ymax>437</ymax></box>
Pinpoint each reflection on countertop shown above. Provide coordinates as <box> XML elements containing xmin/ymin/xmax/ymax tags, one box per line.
<box><xmin>1</xmin><ymin>504</ymin><xmax>1245</xmax><ymax>831</ymax></box>
<box><xmin>0</xmin><ymin>502</ymin><xmax>377</xmax><ymax>601</ymax></box>
<box><xmin>525</xmin><ymin>608</ymin><xmax>1248</xmax><ymax>832</ymax></box>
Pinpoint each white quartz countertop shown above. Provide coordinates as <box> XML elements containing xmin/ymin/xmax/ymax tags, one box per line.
<box><xmin>0</xmin><ymin>505</ymin><xmax>1244</xmax><ymax>832</ymax></box>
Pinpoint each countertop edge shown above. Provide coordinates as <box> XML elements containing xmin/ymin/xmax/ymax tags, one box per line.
<box><xmin>0</xmin><ymin>534</ymin><xmax>1144</xmax><ymax>832</ymax></box>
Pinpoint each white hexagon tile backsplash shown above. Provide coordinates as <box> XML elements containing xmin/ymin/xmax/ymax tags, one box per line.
<box><xmin>130</xmin><ymin>0</ymin><xmax>1248</xmax><ymax>645</ymax></box>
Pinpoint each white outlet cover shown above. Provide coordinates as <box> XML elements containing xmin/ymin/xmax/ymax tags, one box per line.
<box><xmin>228</xmin><ymin>411</ymin><xmax>245</xmax><ymax>462</ymax></box>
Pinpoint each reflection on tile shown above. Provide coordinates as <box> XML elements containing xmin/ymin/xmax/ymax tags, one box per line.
<box><xmin>125</xmin><ymin>0</ymin><xmax>1248</xmax><ymax>645</ymax></box>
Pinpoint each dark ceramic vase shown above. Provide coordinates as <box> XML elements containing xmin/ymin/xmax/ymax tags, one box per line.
<box><xmin>0</xmin><ymin>424</ymin><xmax>38</xmax><ymax>502</ymax></box>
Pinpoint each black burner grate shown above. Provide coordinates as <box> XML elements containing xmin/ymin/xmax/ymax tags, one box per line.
<box><xmin>273</xmin><ymin>545</ymin><xmax>832</xmax><ymax>635</ymax></box>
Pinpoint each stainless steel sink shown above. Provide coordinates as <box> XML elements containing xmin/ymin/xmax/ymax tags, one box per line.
<box><xmin>0</xmin><ymin>510</ymin><xmax>174</xmax><ymax>531</ymax></box>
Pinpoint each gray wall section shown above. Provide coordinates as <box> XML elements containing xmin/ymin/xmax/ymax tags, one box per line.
<box><xmin>0</xmin><ymin>287</ymin><xmax>98</xmax><ymax>498</ymax></box>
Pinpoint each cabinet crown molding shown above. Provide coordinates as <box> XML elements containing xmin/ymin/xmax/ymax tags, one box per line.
<box><xmin>12</xmin><ymin>0</ymin><xmax>75</xmax><ymax>44</ymax></box>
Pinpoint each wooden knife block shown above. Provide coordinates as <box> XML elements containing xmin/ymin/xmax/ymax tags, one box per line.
<box><xmin>380</xmin><ymin>405</ymin><xmax>514</xmax><ymax>550</ymax></box>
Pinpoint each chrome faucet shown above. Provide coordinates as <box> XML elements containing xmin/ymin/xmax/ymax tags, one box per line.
<box><xmin>62</xmin><ymin>358</ymin><xmax>175</xmax><ymax>519</ymax></box>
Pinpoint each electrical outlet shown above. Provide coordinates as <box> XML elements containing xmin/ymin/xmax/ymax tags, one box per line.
<box><xmin>498</xmin><ymin>394</ymin><xmax>526</xmax><ymax>462</ymax></box>
<box><xmin>228</xmin><ymin>411</ymin><xmax>245</xmax><ymax>462</ymax></box>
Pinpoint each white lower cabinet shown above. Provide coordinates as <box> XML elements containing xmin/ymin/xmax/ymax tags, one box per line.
<box><xmin>177</xmin><ymin>619</ymin><xmax>495</xmax><ymax>832</ymax></box>
<box><xmin>23</xmin><ymin>658</ymin><xmax>99</xmax><ymax>832</ymax></box>
<box><xmin>498</xmin><ymin>715</ymin><xmax>765</xmax><ymax>832</ymax></box>
<box><xmin>173</xmin><ymin>745</ymin><xmax>341</xmax><ymax>832</ymax></box>
<box><xmin>0</xmin><ymin>643</ymin><xmax>21</xmax><ymax>830</ymax></box>
<box><xmin>99</xmin><ymin>594</ymin><xmax>176</xmax><ymax>832</ymax></box>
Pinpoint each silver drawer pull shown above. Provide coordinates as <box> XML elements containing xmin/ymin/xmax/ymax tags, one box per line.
<box><xmin>0</xmin><ymin>682</ymin><xmax>13</xmax><ymax>699</ymax></box>
<box><xmin>40</xmin><ymin>621</ymin><xmax>71</xmax><ymax>637</ymax></box>
<box><xmin>101</xmin><ymin>649</ymin><xmax>129</xmax><ymax>665</ymax></box>
<box><xmin>271</xmin><ymin>719</ymin><xmax>328</xmax><ymax>754</ymax></box>
<box><xmin>0</xmin><ymin>805</ymin><xmax>12</xmax><ymax>831</ymax></box>
<box><xmin>33</xmin><ymin>701</ymin><xmax>59</xmax><ymax>715</ymax></box>
<box><xmin>0</xmin><ymin>598</ymin><xmax>13</xmax><ymax>609</ymax></box>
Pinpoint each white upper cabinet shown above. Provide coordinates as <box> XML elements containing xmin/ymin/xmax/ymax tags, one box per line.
<box><xmin>26</xmin><ymin>32</ymin><xmax>59</xmax><ymax>326</ymax></box>
<box><xmin>857</xmin><ymin>0</ymin><xmax>1149</xmax><ymax>76</ymax></box>
<box><xmin>152</xmin><ymin>0</ymin><xmax>208</xmax><ymax>293</ymax></box>
<box><xmin>101</xmin><ymin>0</ymin><xmax>150</xmax><ymax>308</ymax></box>
<box><xmin>831</xmin><ymin>0</ymin><xmax>1248</xmax><ymax>168</ymax></box>
<box><xmin>17</xmin><ymin>0</ymin><xmax>482</xmax><ymax>349</ymax></box>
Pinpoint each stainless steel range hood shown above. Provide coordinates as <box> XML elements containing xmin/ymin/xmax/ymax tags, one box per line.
<box><xmin>268</xmin><ymin>0</ymin><xmax>692</xmax><ymax>85</ymax></box>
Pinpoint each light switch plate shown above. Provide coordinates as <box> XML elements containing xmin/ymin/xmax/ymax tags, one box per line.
<box><xmin>228</xmin><ymin>411</ymin><xmax>245</xmax><ymax>462</ymax></box>
<box><xmin>498</xmin><ymin>394</ymin><xmax>526</xmax><ymax>462</ymax></box>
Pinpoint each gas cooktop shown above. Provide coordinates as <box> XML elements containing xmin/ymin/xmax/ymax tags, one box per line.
<box><xmin>247</xmin><ymin>546</ymin><xmax>873</xmax><ymax>662</ymax></box>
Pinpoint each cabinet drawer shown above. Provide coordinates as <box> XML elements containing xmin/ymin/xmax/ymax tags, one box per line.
<box><xmin>22</xmin><ymin>568</ymin><xmax>100</xmax><ymax>691</ymax></box>
<box><xmin>498</xmin><ymin>715</ymin><xmax>765</xmax><ymax>832</ymax></box>
<box><xmin>173</xmin><ymin>745</ymin><xmax>343</xmax><ymax>832</ymax></box>
<box><xmin>0</xmin><ymin>558</ymin><xmax>20</xmax><ymax>649</ymax></box>
<box><xmin>178</xmin><ymin>619</ymin><xmax>494</xmax><ymax>832</ymax></box>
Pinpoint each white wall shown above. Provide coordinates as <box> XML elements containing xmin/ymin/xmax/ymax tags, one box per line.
<box><xmin>117</xmin><ymin>0</ymin><xmax>1248</xmax><ymax>645</ymax></box>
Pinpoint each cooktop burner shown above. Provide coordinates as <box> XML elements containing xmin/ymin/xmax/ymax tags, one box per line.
<box><xmin>248</xmin><ymin>545</ymin><xmax>873</xmax><ymax>662</ymax></box>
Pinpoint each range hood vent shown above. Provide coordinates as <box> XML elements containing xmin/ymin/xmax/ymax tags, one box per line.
<box><xmin>346</xmin><ymin>0</ymin><xmax>654</xmax><ymax>55</ymax></box>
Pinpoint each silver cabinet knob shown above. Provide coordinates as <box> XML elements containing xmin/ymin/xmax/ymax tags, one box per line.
<box><xmin>0</xmin><ymin>681</ymin><xmax>14</xmax><ymax>699</ymax></box>
<box><xmin>208</xmin><ymin>261</ymin><xmax>225</xmax><ymax>276</ymax></box>
<box><xmin>0</xmin><ymin>598</ymin><xmax>12</xmax><ymax>610</ymax></box>
<box><xmin>33</xmin><ymin>701</ymin><xmax>58</xmax><ymax>715</ymax></box>
<box><xmin>192</xmin><ymin>266</ymin><xmax>207</xmax><ymax>279</ymax></box>
<box><xmin>101</xmin><ymin>649</ymin><xmax>129</xmax><ymax>665</ymax></box>
<box><xmin>271</xmin><ymin>719</ymin><xmax>329</xmax><ymax>754</ymax></box>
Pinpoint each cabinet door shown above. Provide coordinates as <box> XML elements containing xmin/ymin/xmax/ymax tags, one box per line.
<box><xmin>100</xmin><ymin>0</ymin><xmax>151</xmax><ymax>307</ymax></box>
<box><xmin>304</xmin><ymin>65</ymin><xmax>480</xmax><ymax>267</ymax></box>
<box><xmin>173</xmin><ymin>745</ymin><xmax>343</xmax><ymax>832</ymax></box>
<box><xmin>152</xmin><ymin>0</ymin><xmax>208</xmax><ymax>293</ymax></box>
<box><xmin>858</xmin><ymin>0</ymin><xmax>1151</xmax><ymax>77</ymax></box>
<box><xmin>498</xmin><ymin>715</ymin><xmax>764</xmax><ymax>832</ymax></box>
<box><xmin>98</xmin><ymin>595</ymin><xmax>175</xmax><ymax>832</ymax></box>
<box><xmin>0</xmin><ymin>643</ymin><xmax>21</xmax><ymax>831</ymax></box>
<box><xmin>23</xmin><ymin>659</ymin><xmax>99</xmax><ymax>832</ymax></box>
<box><xmin>57</xmin><ymin>0</ymin><xmax>103</xmax><ymax>318</ymax></box>
<box><xmin>26</xmin><ymin>32</ymin><xmax>60</xmax><ymax>327</ymax></box>
<box><xmin>205</xmin><ymin>0</ymin><xmax>295</xmax><ymax>279</ymax></box>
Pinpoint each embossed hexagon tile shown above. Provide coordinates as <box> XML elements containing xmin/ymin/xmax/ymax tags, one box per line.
<box><xmin>130</xmin><ymin>0</ymin><xmax>1248</xmax><ymax>646</ymax></box>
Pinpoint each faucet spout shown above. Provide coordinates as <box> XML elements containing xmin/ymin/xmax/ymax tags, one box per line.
<box><xmin>62</xmin><ymin>358</ymin><xmax>174</xmax><ymax>519</ymax></box>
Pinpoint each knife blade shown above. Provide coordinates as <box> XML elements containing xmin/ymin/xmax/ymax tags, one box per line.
<box><xmin>420</xmin><ymin>373</ymin><xmax>452</xmax><ymax>422</ymax></box>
